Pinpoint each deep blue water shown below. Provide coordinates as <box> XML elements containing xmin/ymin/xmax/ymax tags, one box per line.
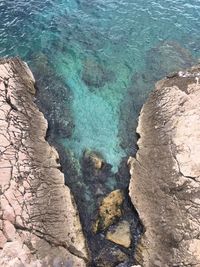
<box><xmin>1</xmin><ymin>0</ymin><xmax>199</xmax><ymax>264</ymax></box>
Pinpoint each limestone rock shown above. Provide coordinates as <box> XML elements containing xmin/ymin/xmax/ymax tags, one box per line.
<box><xmin>106</xmin><ymin>220</ymin><xmax>131</xmax><ymax>248</ymax></box>
<box><xmin>129</xmin><ymin>65</ymin><xmax>200</xmax><ymax>266</ymax></box>
<box><xmin>0</xmin><ymin>57</ymin><xmax>88</xmax><ymax>266</ymax></box>
<box><xmin>93</xmin><ymin>189</ymin><xmax>124</xmax><ymax>232</ymax></box>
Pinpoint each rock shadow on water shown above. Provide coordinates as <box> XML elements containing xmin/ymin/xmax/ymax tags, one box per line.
<box><xmin>27</xmin><ymin>51</ymin><xmax>75</xmax><ymax>140</ymax></box>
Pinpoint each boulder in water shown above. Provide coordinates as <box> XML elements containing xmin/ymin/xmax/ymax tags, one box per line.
<box><xmin>83</xmin><ymin>149</ymin><xmax>104</xmax><ymax>170</ymax></box>
<box><xmin>93</xmin><ymin>189</ymin><xmax>124</xmax><ymax>232</ymax></box>
<box><xmin>106</xmin><ymin>220</ymin><xmax>131</xmax><ymax>248</ymax></box>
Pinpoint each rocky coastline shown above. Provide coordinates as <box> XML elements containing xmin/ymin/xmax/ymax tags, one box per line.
<box><xmin>0</xmin><ymin>57</ymin><xmax>88</xmax><ymax>266</ymax></box>
<box><xmin>1</xmin><ymin>57</ymin><xmax>200</xmax><ymax>267</ymax></box>
<box><xmin>129</xmin><ymin>66</ymin><xmax>200</xmax><ymax>266</ymax></box>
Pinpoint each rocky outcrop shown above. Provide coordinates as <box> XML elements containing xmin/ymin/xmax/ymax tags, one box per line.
<box><xmin>0</xmin><ymin>58</ymin><xmax>88</xmax><ymax>266</ymax></box>
<box><xmin>129</xmin><ymin>66</ymin><xmax>200</xmax><ymax>266</ymax></box>
<box><xmin>93</xmin><ymin>189</ymin><xmax>124</xmax><ymax>233</ymax></box>
<box><xmin>106</xmin><ymin>220</ymin><xmax>131</xmax><ymax>248</ymax></box>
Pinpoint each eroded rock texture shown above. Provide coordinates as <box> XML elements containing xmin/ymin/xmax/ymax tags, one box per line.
<box><xmin>129</xmin><ymin>65</ymin><xmax>200</xmax><ymax>266</ymax></box>
<box><xmin>0</xmin><ymin>58</ymin><xmax>88</xmax><ymax>267</ymax></box>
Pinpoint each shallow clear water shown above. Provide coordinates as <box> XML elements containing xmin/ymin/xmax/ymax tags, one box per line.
<box><xmin>1</xmin><ymin>0</ymin><xmax>200</xmax><ymax>170</ymax></box>
<box><xmin>1</xmin><ymin>0</ymin><xmax>200</xmax><ymax>264</ymax></box>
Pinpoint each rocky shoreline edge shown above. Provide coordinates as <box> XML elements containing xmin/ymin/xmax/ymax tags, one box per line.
<box><xmin>129</xmin><ymin>66</ymin><xmax>200</xmax><ymax>266</ymax></box>
<box><xmin>0</xmin><ymin>57</ymin><xmax>88</xmax><ymax>267</ymax></box>
<box><xmin>0</xmin><ymin>57</ymin><xmax>200</xmax><ymax>267</ymax></box>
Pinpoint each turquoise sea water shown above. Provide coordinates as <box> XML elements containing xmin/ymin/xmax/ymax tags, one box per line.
<box><xmin>0</xmin><ymin>0</ymin><xmax>199</xmax><ymax>170</ymax></box>
<box><xmin>1</xmin><ymin>0</ymin><xmax>200</xmax><ymax>264</ymax></box>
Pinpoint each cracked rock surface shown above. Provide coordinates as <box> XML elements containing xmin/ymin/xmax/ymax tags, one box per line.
<box><xmin>0</xmin><ymin>57</ymin><xmax>88</xmax><ymax>267</ymax></box>
<box><xmin>129</xmin><ymin>65</ymin><xmax>200</xmax><ymax>267</ymax></box>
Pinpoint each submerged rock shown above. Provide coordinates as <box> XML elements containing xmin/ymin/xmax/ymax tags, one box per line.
<box><xmin>106</xmin><ymin>220</ymin><xmax>131</xmax><ymax>248</ymax></box>
<box><xmin>129</xmin><ymin>65</ymin><xmax>200</xmax><ymax>266</ymax></box>
<box><xmin>82</xmin><ymin>57</ymin><xmax>115</xmax><ymax>89</ymax></box>
<box><xmin>29</xmin><ymin>51</ymin><xmax>49</xmax><ymax>74</ymax></box>
<box><xmin>28</xmin><ymin>51</ymin><xmax>75</xmax><ymax>140</ymax></box>
<box><xmin>83</xmin><ymin>149</ymin><xmax>104</xmax><ymax>170</ymax></box>
<box><xmin>93</xmin><ymin>189</ymin><xmax>124</xmax><ymax>232</ymax></box>
<box><xmin>0</xmin><ymin>57</ymin><xmax>88</xmax><ymax>266</ymax></box>
<box><xmin>94</xmin><ymin>246</ymin><xmax>129</xmax><ymax>267</ymax></box>
<box><xmin>146</xmin><ymin>41</ymin><xmax>195</xmax><ymax>79</ymax></box>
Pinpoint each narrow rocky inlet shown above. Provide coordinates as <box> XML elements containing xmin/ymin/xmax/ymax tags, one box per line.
<box><xmin>0</xmin><ymin>57</ymin><xmax>142</xmax><ymax>266</ymax></box>
<box><xmin>1</xmin><ymin>57</ymin><xmax>200</xmax><ymax>267</ymax></box>
<box><xmin>0</xmin><ymin>1</ymin><xmax>200</xmax><ymax>266</ymax></box>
